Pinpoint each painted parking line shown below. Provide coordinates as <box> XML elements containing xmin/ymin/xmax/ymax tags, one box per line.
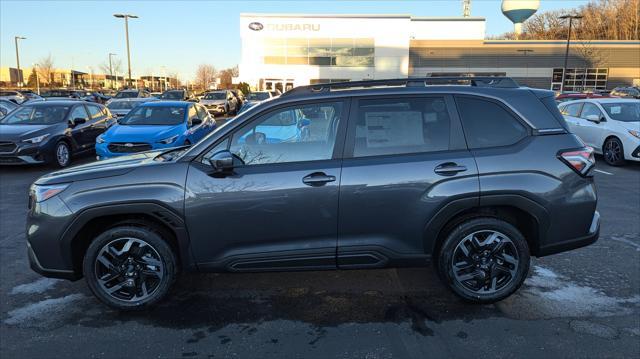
<box><xmin>594</xmin><ymin>169</ymin><xmax>614</xmax><ymax>175</ymax></box>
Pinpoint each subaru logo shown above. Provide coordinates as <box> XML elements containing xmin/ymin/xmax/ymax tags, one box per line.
<box><xmin>248</xmin><ymin>22</ymin><xmax>264</xmax><ymax>31</ymax></box>
<box><xmin>125</xmin><ymin>143</ymin><xmax>134</xmax><ymax>148</ymax></box>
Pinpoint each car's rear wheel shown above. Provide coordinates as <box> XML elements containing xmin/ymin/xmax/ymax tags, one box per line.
<box><xmin>54</xmin><ymin>141</ymin><xmax>71</xmax><ymax>168</ymax></box>
<box><xmin>437</xmin><ymin>217</ymin><xmax>529</xmax><ymax>303</ymax></box>
<box><xmin>83</xmin><ymin>226</ymin><xmax>177</xmax><ymax>310</ymax></box>
<box><xmin>603</xmin><ymin>137</ymin><xmax>625</xmax><ymax>166</ymax></box>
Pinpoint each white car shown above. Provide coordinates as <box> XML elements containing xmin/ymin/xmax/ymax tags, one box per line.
<box><xmin>559</xmin><ymin>98</ymin><xmax>640</xmax><ymax>166</ymax></box>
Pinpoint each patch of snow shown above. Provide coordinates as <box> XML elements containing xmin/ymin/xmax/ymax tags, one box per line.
<box><xmin>4</xmin><ymin>294</ymin><xmax>84</xmax><ymax>325</ymax></box>
<box><xmin>10</xmin><ymin>278</ymin><xmax>61</xmax><ymax>295</ymax></box>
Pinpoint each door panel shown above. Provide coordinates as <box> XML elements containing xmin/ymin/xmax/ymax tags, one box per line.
<box><xmin>337</xmin><ymin>95</ymin><xmax>478</xmax><ymax>267</ymax></box>
<box><xmin>67</xmin><ymin>105</ymin><xmax>91</xmax><ymax>150</ymax></box>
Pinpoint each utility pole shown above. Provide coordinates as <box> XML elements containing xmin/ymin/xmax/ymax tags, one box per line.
<box><xmin>463</xmin><ymin>0</ymin><xmax>471</xmax><ymax>18</ymax></box>
<box><xmin>33</xmin><ymin>63</ymin><xmax>40</xmax><ymax>95</ymax></box>
<box><xmin>108</xmin><ymin>53</ymin><xmax>117</xmax><ymax>89</ymax></box>
<box><xmin>14</xmin><ymin>36</ymin><xmax>26</xmax><ymax>87</ymax></box>
<box><xmin>559</xmin><ymin>14</ymin><xmax>583</xmax><ymax>92</ymax></box>
<box><xmin>113</xmin><ymin>14</ymin><xmax>138</xmax><ymax>88</ymax></box>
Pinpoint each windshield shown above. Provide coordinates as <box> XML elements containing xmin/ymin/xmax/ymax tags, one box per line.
<box><xmin>114</xmin><ymin>91</ymin><xmax>138</xmax><ymax>98</ymax></box>
<box><xmin>247</xmin><ymin>92</ymin><xmax>270</xmax><ymax>101</ymax></box>
<box><xmin>119</xmin><ymin>106</ymin><xmax>185</xmax><ymax>126</ymax></box>
<box><xmin>601</xmin><ymin>102</ymin><xmax>640</xmax><ymax>122</ymax></box>
<box><xmin>204</xmin><ymin>92</ymin><xmax>226</xmax><ymax>100</ymax></box>
<box><xmin>160</xmin><ymin>91</ymin><xmax>184</xmax><ymax>99</ymax></box>
<box><xmin>108</xmin><ymin>101</ymin><xmax>139</xmax><ymax>110</ymax></box>
<box><xmin>0</xmin><ymin>105</ymin><xmax>71</xmax><ymax>125</ymax></box>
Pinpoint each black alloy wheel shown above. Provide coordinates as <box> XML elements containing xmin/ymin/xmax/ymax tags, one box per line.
<box><xmin>438</xmin><ymin>217</ymin><xmax>530</xmax><ymax>303</ymax></box>
<box><xmin>603</xmin><ymin>137</ymin><xmax>625</xmax><ymax>166</ymax></box>
<box><xmin>84</xmin><ymin>226</ymin><xmax>177</xmax><ymax>310</ymax></box>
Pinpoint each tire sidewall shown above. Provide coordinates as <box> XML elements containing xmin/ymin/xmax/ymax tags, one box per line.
<box><xmin>83</xmin><ymin>226</ymin><xmax>177</xmax><ymax>310</ymax></box>
<box><xmin>437</xmin><ymin>217</ymin><xmax>530</xmax><ymax>303</ymax></box>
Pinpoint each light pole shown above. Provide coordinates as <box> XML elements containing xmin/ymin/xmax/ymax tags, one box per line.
<box><xmin>33</xmin><ymin>63</ymin><xmax>40</xmax><ymax>95</ymax></box>
<box><xmin>559</xmin><ymin>14</ymin><xmax>583</xmax><ymax>92</ymax></box>
<box><xmin>113</xmin><ymin>13</ymin><xmax>138</xmax><ymax>88</ymax></box>
<box><xmin>108</xmin><ymin>53</ymin><xmax>117</xmax><ymax>89</ymax></box>
<box><xmin>517</xmin><ymin>49</ymin><xmax>534</xmax><ymax>80</ymax></box>
<box><xmin>14</xmin><ymin>36</ymin><xmax>26</xmax><ymax>87</ymax></box>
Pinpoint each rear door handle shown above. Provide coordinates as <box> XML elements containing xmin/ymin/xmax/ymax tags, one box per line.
<box><xmin>434</xmin><ymin>163</ymin><xmax>467</xmax><ymax>176</ymax></box>
<box><xmin>302</xmin><ymin>172</ymin><xmax>336</xmax><ymax>186</ymax></box>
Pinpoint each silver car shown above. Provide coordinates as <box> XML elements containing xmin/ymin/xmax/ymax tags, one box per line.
<box><xmin>200</xmin><ymin>90</ymin><xmax>239</xmax><ymax>116</ymax></box>
<box><xmin>106</xmin><ymin>98</ymin><xmax>156</xmax><ymax>119</ymax></box>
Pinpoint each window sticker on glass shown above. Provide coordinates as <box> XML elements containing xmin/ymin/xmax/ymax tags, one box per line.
<box><xmin>610</xmin><ymin>106</ymin><xmax>622</xmax><ymax>114</ymax></box>
<box><xmin>364</xmin><ymin>111</ymin><xmax>424</xmax><ymax>148</ymax></box>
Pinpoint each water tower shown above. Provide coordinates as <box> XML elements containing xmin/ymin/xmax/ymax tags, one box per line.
<box><xmin>501</xmin><ymin>0</ymin><xmax>540</xmax><ymax>38</ymax></box>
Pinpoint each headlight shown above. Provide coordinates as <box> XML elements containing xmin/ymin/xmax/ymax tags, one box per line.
<box><xmin>629</xmin><ymin>130</ymin><xmax>640</xmax><ymax>139</ymax></box>
<box><xmin>31</xmin><ymin>183</ymin><xmax>69</xmax><ymax>202</ymax></box>
<box><xmin>157</xmin><ymin>135</ymin><xmax>179</xmax><ymax>144</ymax></box>
<box><xmin>22</xmin><ymin>134</ymin><xmax>49</xmax><ymax>144</ymax></box>
<box><xmin>96</xmin><ymin>135</ymin><xmax>105</xmax><ymax>144</ymax></box>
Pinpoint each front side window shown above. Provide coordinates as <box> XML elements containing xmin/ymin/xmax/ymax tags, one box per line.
<box><xmin>69</xmin><ymin>106</ymin><xmax>89</xmax><ymax>121</ymax></box>
<box><xmin>0</xmin><ymin>105</ymin><xmax>71</xmax><ymax>125</ymax></box>
<box><xmin>456</xmin><ymin>96</ymin><xmax>527</xmax><ymax>149</ymax></box>
<box><xmin>580</xmin><ymin>103</ymin><xmax>603</xmax><ymax>119</ymax></box>
<box><xmin>229</xmin><ymin>101</ymin><xmax>343</xmax><ymax>165</ymax></box>
<box><xmin>353</xmin><ymin>97</ymin><xmax>451</xmax><ymax>157</ymax></box>
<box><xmin>119</xmin><ymin>106</ymin><xmax>185</xmax><ymax>126</ymax></box>
<box><xmin>601</xmin><ymin>102</ymin><xmax>640</xmax><ymax>122</ymax></box>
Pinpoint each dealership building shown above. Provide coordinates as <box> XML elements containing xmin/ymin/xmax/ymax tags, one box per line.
<box><xmin>238</xmin><ymin>13</ymin><xmax>640</xmax><ymax>92</ymax></box>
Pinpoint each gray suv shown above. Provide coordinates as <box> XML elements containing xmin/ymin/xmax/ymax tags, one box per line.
<box><xmin>26</xmin><ymin>77</ymin><xmax>599</xmax><ymax>310</ymax></box>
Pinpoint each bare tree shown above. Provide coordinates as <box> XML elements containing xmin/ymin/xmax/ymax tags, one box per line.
<box><xmin>36</xmin><ymin>54</ymin><xmax>55</xmax><ymax>86</ymax></box>
<box><xmin>195</xmin><ymin>64</ymin><xmax>217</xmax><ymax>90</ymax></box>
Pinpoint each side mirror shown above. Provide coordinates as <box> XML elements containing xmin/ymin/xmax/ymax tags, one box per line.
<box><xmin>70</xmin><ymin>117</ymin><xmax>86</xmax><ymax>127</ymax></box>
<box><xmin>585</xmin><ymin>114</ymin><xmax>602</xmax><ymax>123</ymax></box>
<box><xmin>208</xmin><ymin>150</ymin><xmax>243</xmax><ymax>173</ymax></box>
<box><xmin>191</xmin><ymin>117</ymin><xmax>202</xmax><ymax>126</ymax></box>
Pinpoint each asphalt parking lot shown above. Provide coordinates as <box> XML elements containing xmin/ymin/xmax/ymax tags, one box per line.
<box><xmin>0</xmin><ymin>155</ymin><xmax>638</xmax><ymax>359</ymax></box>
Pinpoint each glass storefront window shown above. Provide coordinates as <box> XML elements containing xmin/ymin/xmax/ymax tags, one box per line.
<box><xmin>263</xmin><ymin>37</ymin><xmax>374</xmax><ymax>67</ymax></box>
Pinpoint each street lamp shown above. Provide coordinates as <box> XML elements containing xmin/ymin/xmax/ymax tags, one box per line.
<box><xmin>108</xmin><ymin>53</ymin><xmax>117</xmax><ymax>89</ymax></box>
<box><xmin>33</xmin><ymin>63</ymin><xmax>40</xmax><ymax>95</ymax></box>
<box><xmin>14</xmin><ymin>36</ymin><xmax>26</xmax><ymax>87</ymax></box>
<box><xmin>113</xmin><ymin>13</ymin><xmax>138</xmax><ymax>88</ymax></box>
<box><xmin>559</xmin><ymin>14</ymin><xmax>583</xmax><ymax>92</ymax></box>
<box><xmin>517</xmin><ymin>49</ymin><xmax>534</xmax><ymax>79</ymax></box>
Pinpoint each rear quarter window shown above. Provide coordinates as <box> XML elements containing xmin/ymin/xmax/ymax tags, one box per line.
<box><xmin>455</xmin><ymin>96</ymin><xmax>527</xmax><ymax>149</ymax></box>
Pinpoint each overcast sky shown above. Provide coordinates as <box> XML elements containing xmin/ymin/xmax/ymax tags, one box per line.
<box><xmin>0</xmin><ymin>0</ymin><xmax>589</xmax><ymax>81</ymax></box>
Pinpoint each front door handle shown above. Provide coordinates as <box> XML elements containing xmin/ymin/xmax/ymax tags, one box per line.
<box><xmin>302</xmin><ymin>172</ymin><xmax>336</xmax><ymax>186</ymax></box>
<box><xmin>434</xmin><ymin>162</ymin><xmax>467</xmax><ymax>176</ymax></box>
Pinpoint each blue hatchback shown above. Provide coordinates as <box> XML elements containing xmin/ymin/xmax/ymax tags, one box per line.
<box><xmin>96</xmin><ymin>101</ymin><xmax>216</xmax><ymax>159</ymax></box>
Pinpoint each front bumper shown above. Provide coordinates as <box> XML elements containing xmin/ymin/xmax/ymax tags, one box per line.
<box><xmin>96</xmin><ymin>139</ymin><xmax>184</xmax><ymax>160</ymax></box>
<box><xmin>203</xmin><ymin>104</ymin><xmax>226</xmax><ymax>114</ymax></box>
<box><xmin>538</xmin><ymin>211</ymin><xmax>600</xmax><ymax>256</ymax></box>
<box><xmin>0</xmin><ymin>141</ymin><xmax>52</xmax><ymax>165</ymax></box>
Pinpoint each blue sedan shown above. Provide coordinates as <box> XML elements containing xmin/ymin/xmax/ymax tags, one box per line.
<box><xmin>96</xmin><ymin>101</ymin><xmax>216</xmax><ymax>159</ymax></box>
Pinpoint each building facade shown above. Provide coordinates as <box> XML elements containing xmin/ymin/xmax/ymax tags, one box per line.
<box><xmin>238</xmin><ymin>13</ymin><xmax>640</xmax><ymax>92</ymax></box>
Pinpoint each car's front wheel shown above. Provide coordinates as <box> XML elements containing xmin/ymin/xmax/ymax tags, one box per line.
<box><xmin>437</xmin><ymin>217</ymin><xmax>530</xmax><ymax>304</ymax></box>
<box><xmin>83</xmin><ymin>225</ymin><xmax>177</xmax><ymax>310</ymax></box>
<box><xmin>54</xmin><ymin>141</ymin><xmax>71</xmax><ymax>168</ymax></box>
<box><xmin>603</xmin><ymin>137</ymin><xmax>625</xmax><ymax>166</ymax></box>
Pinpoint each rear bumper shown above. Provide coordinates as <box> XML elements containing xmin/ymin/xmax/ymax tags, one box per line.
<box><xmin>537</xmin><ymin>211</ymin><xmax>600</xmax><ymax>256</ymax></box>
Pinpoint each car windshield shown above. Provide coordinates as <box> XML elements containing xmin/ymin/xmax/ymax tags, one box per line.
<box><xmin>108</xmin><ymin>101</ymin><xmax>139</xmax><ymax>110</ymax></box>
<box><xmin>204</xmin><ymin>92</ymin><xmax>226</xmax><ymax>100</ymax></box>
<box><xmin>119</xmin><ymin>105</ymin><xmax>185</xmax><ymax>125</ymax></box>
<box><xmin>160</xmin><ymin>91</ymin><xmax>184</xmax><ymax>99</ymax></box>
<box><xmin>114</xmin><ymin>91</ymin><xmax>138</xmax><ymax>98</ymax></box>
<box><xmin>0</xmin><ymin>105</ymin><xmax>70</xmax><ymax>125</ymax></box>
<box><xmin>601</xmin><ymin>102</ymin><xmax>640</xmax><ymax>122</ymax></box>
<box><xmin>247</xmin><ymin>92</ymin><xmax>270</xmax><ymax>101</ymax></box>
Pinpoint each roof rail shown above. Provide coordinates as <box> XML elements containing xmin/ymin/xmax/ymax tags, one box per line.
<box><xmin>281</xmin><ymin>76</ymin><xmax>520</xmax><ymax>97</ymax></box>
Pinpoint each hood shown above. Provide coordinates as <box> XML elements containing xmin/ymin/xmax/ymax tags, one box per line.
<box><xmin>200</xmin><ymin>99</ymin><xmax>226</xmax><ymax>106</ymax></box>
<box><xmin>110</xmin><ymin>109</ymin><xmax>130</xmax><ymax>116</ymax></box>
<box><xmin>104</xmin><ymin>124</ymin><xmax>184</xmax><ymax>142</ymax></box>
<box><xmin>0</xmin><ymin>123</ymin><xmax>61</xmax><ymax>141</ymax></box>
<box><xmin>35</xmin><ymin>150</ymin><xmax>164</xmax><ymax>185</ymax></box>
<box><xmin>619</xmin><ymin>121</ymin><xmax>640</xmax><ymax>132</ymax></box>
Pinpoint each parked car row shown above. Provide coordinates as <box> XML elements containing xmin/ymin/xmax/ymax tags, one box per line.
<box><xmin>0</xmin><ymin>99</ymin><xmax>217</xmax><ymax>167</ymax></box>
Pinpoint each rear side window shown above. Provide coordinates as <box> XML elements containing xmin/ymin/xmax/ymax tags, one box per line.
<box><xmin>456</xmin><ymin>97</ymin><xmax>527</xmax><ymax>149</ymax></box>
<box><xmin>562</xmin><ymin>103</ymin><xmax>583</xmax><ymax>117</ymax></box>
<box><xmin>353</xmin><ymin>97</ymin><xmax>451</xmax><ymax>157</ymax></box>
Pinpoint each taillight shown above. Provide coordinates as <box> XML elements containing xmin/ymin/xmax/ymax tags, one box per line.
<box><xmin>559</xmin><ymin>147</ymin><xmax>595</xmax><ymax>176</ymax></box>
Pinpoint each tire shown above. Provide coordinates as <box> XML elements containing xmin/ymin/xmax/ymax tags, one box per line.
<box><xmin>603</xmin><ymin>137</ymin><xmax>625</xmax><ymax>166</ymax></box>
<box><xmin>54</xmin><ymin>141</ymin><xmax>71</xmax><ymax>168</ymax></box>
<box><xmin>437</xmin><ymin>217</ymin><xmax>530</xmax><ymax>304</ymax></box>
<box><xmin>83</xmin><ymin>225</ymin><xmax>177</xmax><ymax>310</ymax></box>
